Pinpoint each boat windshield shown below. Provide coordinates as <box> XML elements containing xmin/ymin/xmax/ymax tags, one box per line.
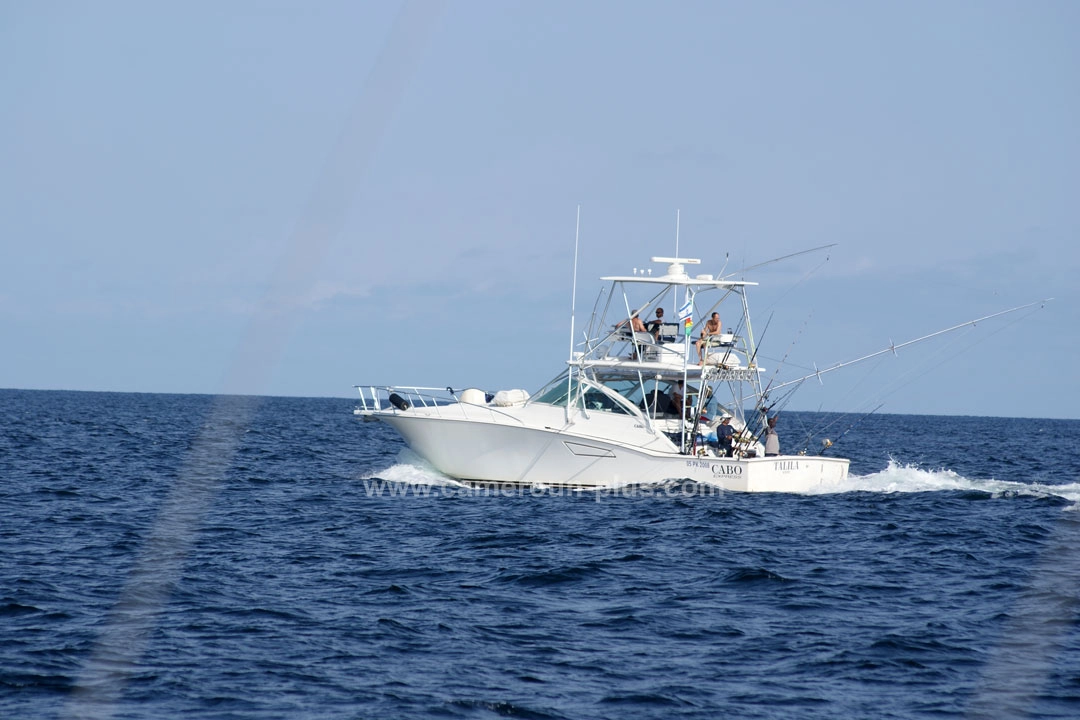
<box><xmin>598</xmin><ymin>376</ymin><xmax>699</xmax><ymax>417</ymax></box>
<box><xmin>531</xmin><ymin>377</ymin><xmax>633</xmax><ymax>415</ymax></box>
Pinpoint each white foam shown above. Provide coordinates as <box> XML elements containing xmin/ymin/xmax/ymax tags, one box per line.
<box><xmin>358</xmin><ymin>448</ymin><xmax>465</xmax><ymax>487</ymax></box>
<box><xmin>360</xmin><ymin>453</ymin><xmax>1080</xmax><ymax>506</ymax></box>
<box><xmin>805</xmin><ymin>458</ymin><xmax>1080</xmax><ymax>505</ymax></box>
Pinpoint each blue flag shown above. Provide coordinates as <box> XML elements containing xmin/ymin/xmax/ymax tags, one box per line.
<box><xmin>677</xmin><ymin>290</ymin><xmax>693</xmax><ymax>322</ymax></box>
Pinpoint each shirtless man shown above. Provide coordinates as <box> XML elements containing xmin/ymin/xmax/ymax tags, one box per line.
<box><xmin>616</xmin><ymin>312</ymin><xmax>647</xmax><ymax>332</ymax></box>
<box><xmin>617</xmin><ymin>314</ymin><xmax>648</xmax><ymax>358</ymax></box>
<box><xmin>696</xmin><ymin>312</ymin><xmax>722</xmax><ymax>363</ymax></box>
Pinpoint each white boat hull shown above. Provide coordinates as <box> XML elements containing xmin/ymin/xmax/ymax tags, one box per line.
<box><xmin>377</xmin><ymin>410</ymin><xmax>849</xmax><ymax>493</ymax></box>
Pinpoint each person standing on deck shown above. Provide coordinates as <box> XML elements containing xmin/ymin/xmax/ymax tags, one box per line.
<box><xmin>763</xmin><ymin>415</ymin><xmax>780</xmax><ymax>457</ymax></box>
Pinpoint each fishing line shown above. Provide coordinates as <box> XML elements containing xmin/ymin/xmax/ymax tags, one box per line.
<box><xmin>802</xmin><ymin>303</ymin><xmax>1043</xmax><ymax>448</ymax></box>
<box><xmin>757</xmin><ymin>252</ymin><xmax>833</xmax><ymax>317</ymax></box>
<box><xmin>752</xmin><ymin>312</ymin><xmax>813</xmax><ymax>409</ymax></box>
<box><xmin>858</xmin><ymin>306</ymin><xmax>1038</xmax><ymax>411</ymax></box>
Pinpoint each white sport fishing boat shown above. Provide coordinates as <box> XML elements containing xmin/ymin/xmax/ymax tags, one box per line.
<box><xmin>356</xmin><ymin>251</ymin><xmax>1044</xmax><ymax>492</ymax></box>
<box><xmin>357</xmin><ymin>254</ymin><xmax>855</xmax><ymax>492</ymax></box>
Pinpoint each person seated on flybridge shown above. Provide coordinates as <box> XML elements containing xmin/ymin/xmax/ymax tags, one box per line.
<box><xmin>616</xmin><ymin>312</ymin><xmax>650</xmax><ymax>359</ymax></box>
<box><xmin>696</xmin><ymin>312</ymin><xmax>722</xmax><ymax>364</ymax></box>
<box><xmin>649</xmin><ymin>308</ymin><xmax>682</xmax><ymax>343</ymax></box>
<box><xmin>617</xmin><ymin>313</ymin><xmax>647</xmax><ymax>334</ymax></box>
<box><xmin>648</xmin><ymin>307</ymin><xmax>665</xmax><ymax>340</ymax></box>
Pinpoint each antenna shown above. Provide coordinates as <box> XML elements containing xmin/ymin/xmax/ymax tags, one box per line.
<box><xmin>565</xmin><ymin>205</ymin><xmax>583</xmax><ymax>362</ymax></box>
<box><xmin>566</xmin><ymin>205</ymin><xmax>581</xmax><ymax>422</ymax></box>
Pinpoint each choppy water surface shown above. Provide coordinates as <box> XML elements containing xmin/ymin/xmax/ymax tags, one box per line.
<box><xmin>2</xmin><ymin>389</ymin><xmax>1079</xmax><ymax>719</ymax></box>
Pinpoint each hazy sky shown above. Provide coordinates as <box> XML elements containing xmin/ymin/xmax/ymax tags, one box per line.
<box><xmin>2</xmin><ymin>1</ymin><xmax>1077</xmax><ymax>418</ymax></box>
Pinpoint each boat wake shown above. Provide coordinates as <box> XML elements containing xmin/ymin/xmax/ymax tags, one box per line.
<box><xmin>359</xmin><ymin>449</ymin><xmax>465</xmax><ymax>488</ymax></box>
<box><xmin>807</xmin><ymin>458</ymin><xmax>1080</xmax><ymax>505</ymax></box>
<box><xmin>361</xmin><ymin>455</ymin><xmax>1079</xmax><ymax>506</ymax></box>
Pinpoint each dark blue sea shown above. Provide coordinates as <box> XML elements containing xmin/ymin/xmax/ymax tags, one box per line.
<box><xmin>2</xmin><ymin>389</ymin><xmax>1079</xmax><ymax>719</ymax></box>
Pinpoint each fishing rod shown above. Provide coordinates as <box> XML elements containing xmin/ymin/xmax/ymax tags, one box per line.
<box><xmin>762</xmin><ymin>382</ymin><xmax>803</xmax><ymax>424</ymax></box>
<box><xmin>744</xmin><ymin>299</ymin><xmax>1049</xmax><ymax>447</ymax></box>
<box><xmin>765</xmin><ymin>298</ymin><xmax>1042</xmax><ymax>449</ymax></box>
<box><xmin>716</xmin><ymin>251</ymin><xmax>730</xmax><ymax>281</ymax></box>
<box><xmin>745</xmin><ymin>311</ymin><xmax>773</xmax><ymax>374</ymax></box>
<box><xmin>686</xmin><ymin>289</ymin><xmax>755</xmax><ymax>455</ymax></box>
<box><xmin>728</xmin><ymin>308</ymin><xmax>771</xmax><ymax>441</ymax></box>
<box><xmin>801</xmin><ymin>394</ymin><xmax>874</xmax><ymax>445</ymax></box>
<box><xmin>687</xmin><ymin>385</ymin><xmax>706</xmax><ymax>455</ymax></box>
<box><xmin>720</xmin><ymin>243</ymin><xmax>837</xmax><ymax>280</ymax></box>
<box><xmin>812</xmin><ymin>301</ymin><xmax>1032</xmax><ymax>442</ymax></box>
<box><xmin>763</xmin><ymin>299</ymin><xmax>1051</xmax><ymax>396</ymax></box>
<box><xmin>740</xmin><ymin>405</ymin><xmax>785</xmax><ymax>456</ymax></box>
<box><xmin>756</xmin><ymin>252</ymin><xmax>835</xmax><ymax>319</ymax></box>
<box><xmin>792</xmin><ymin>349</ymin><xmax>893</xmax><ymax>448</ymax></box>
<box><xmin>791</xmin><ymin>399</ymin><xmax>879</xmax><ymax>456</ymax></box>
<box><xmin>818</xmin><ymin>403</ymin><xmax>884</xmax><ymax>456</ymax></box>
<box><xmin>755</xmin><ymin>312</ymin><xmax>813</xmax><ymax>419</ymax></box>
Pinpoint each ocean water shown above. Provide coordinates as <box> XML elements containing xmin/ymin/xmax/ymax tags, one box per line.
<box><xmin>2</xmin><ymin>389</ymin><xmax>1079</xmax><ymax>719</ymax></box>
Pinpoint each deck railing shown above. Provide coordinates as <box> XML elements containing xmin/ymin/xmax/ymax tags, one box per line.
<box><xmin>354</xmin><ymin>385</ymin><xmax>526</xmax><ymax>425</ymax></box>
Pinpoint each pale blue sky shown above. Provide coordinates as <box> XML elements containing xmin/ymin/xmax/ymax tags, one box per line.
<box><xmin>1</xmin><ymin>1</ymin><xmax>1076</xmax><ymax>418</ymax></box>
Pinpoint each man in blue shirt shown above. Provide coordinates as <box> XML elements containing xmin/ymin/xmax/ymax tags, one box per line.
<box><xmin>717</xmin><ymin>415</ymin><xmax>735</xmax><ymax>457</ymax></box>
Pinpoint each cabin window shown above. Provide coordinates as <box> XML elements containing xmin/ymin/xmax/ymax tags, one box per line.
<box><xmin>532</xmin><ymin>380</ymin><xmax>577</xmax><ymax>408</ymax></box>
<box><xmin>578</xmin><ymin>388</ymin><xmax>631</xmax><ymax>414</ymax></box>
<box><xmin>532</xmin><ymin>379</ymin><xmax>630</xmax><ymax>415</ymax></box>
<box><xmin>601</xmin><ymin>378</ymin><xmax>696</xmax><ymax>417</ymax></box>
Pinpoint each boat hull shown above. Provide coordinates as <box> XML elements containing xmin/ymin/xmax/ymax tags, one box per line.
<box><xmin>376</xmin><ymin>412</ymin><xmax>849</xmax><ymax>493</ymax></box>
